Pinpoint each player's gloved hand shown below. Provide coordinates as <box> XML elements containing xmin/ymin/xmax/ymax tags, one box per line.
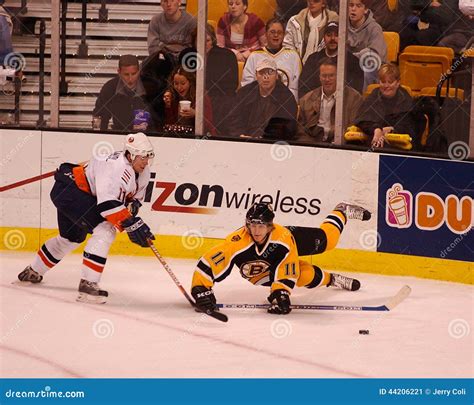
<box><xmin>122</xmin><ymin>216</ymin><xmax>154</xmax><ymax>248</ymax></box>
<box><xmin>127</xmin><ymin>199</ymin><xmax>142</xmax><ymax>216</ymax></box>
<box><xmin>267</xmin><ymin>289</ymin><xmax>291</xmax><ymax>315</ymax></box>
<box><xmin>191</xmin><ymin>286</ymin><xmax>217</xmax><ymax>311</ymax></box>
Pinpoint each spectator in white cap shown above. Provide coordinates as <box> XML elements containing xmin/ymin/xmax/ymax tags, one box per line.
<box><xmin>228</xmin><ymin>58</ymin><xmax>297</xmax><ymax>139</ymax></box>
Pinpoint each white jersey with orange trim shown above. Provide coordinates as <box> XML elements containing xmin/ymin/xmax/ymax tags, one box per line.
<box><xmin>85</xmin><ymin>151</ymin><xmax>150</xmax><ymax>228</ymax></box>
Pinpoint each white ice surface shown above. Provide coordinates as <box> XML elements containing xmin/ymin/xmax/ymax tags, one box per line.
<box><xmin>1</xmin><ymin>252</ymin><xmax>473</xmax><ymax>378</ymax></box>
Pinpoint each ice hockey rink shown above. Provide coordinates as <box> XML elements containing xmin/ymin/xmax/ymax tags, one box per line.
<box><xmin>0</xmin><ymin>252</ymin><xmax>472</xmax><ymax>378</ymax></box>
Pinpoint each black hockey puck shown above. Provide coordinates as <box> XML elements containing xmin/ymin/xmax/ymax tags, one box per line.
<box><xmin>359</xmin><ymin>329</ymin><xmax>369</xmax><ymax>335</ymax></box>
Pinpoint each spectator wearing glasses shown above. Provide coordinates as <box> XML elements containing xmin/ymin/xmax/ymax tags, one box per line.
<box><xmin>241</xmin><ymin>18</ymin><xmax>301</xmax><ymax>100</ymax></box>
<box><xmin>229</xmin><ymin>58</ymin><xmax>297</xmax><ymax>138</ymax></box>
<box><xmin>298</xmin><ymin>58</ymin><xmax>362</xmax><ymax>144</ymax></box>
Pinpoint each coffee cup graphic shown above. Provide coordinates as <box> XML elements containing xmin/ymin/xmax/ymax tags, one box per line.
<box><xmin>386</xmin><ymin>184</ymin><xmax>412</xmax><ymax>228</ymax></box>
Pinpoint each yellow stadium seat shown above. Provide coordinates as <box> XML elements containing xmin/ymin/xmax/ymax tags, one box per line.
<box><xmin>387</xmin><ymin>0</ymin><xmax>398</xmax><ymax>12</ymax></box>
<box><xmin>419</xmin><ymin>87</ymin><xmax>465</xmax><ymax>102</ymax></box>
<box><xmin>187</xmin><ymin>0</ymin><xmax>277</xmax><ymax>25</ymax></box>
<box><xmin>364</xmin><ymin>84</ymin><xmax>413</xmax><ymax>98</ymax></box>
<box><xmin>383</xmin><ymin>32</ymin><xmax>400</xmax><ymax>63</ymax></box>
<box><xmin>207</xmin><ymin>19</ymin><xmax>217</xmax><ymax>31</ymax></box>
<box><xmin>238</xmin><ymin>61</ymin><xmax>245</xmax><ymax>85</ymax></box>
<box><xmin>402</xmin><ymin>45</ymin><xmax>454</xmax><ymax>60</ymax></box>
<box><xmin>398</xmin><ymin>52</ymin><xmax>451</xmax><ymax>95</ymax></box>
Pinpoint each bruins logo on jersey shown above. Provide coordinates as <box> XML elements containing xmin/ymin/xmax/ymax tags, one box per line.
<box><xmin>240</xmin><ymin>260</ymin><xmax>270</xmax><ymax>285</ymax></box>
<box><xmin>277</xmin><ymin>69</ymin><xmax>290</xmax><ymax>87</ymax></box>
<box><xmin>231</xmin><ymin>235</ymin><xmax>241</xmax><ymax>242</ymax></box>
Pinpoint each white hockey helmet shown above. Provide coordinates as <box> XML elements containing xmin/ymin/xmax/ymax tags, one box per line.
<box><xmin>124</xmin><ymin>132</ymin><xmax>155</xmax><ymax>161</ymax></box>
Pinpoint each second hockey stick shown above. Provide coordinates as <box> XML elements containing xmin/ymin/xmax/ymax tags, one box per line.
<box><xmin>147</xmin><ymin>240</ymin><xmax>228</xmax><ymax>323</ymax></box>
<box><xmin>216</xmin><ymin>285</ymin><xmax>411</xmax><ymax>312</ymax></box>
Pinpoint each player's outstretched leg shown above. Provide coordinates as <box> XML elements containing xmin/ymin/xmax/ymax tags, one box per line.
<box><xmin>18</xmin><ymin>266</ymin><xmax>43</xmax><ymax>283</ymax></box>
<box><xmin>328</xmin><ymin>273</ymin><xmax>361</xmax><ymax>291</ymax></box>
<box><xmin>77</xmin><ymin>279</ymin><xmax>108</xmax><ymax>304</ymax></box>
<box><xmin>335</xmin><ymin>202</ymin><xmax>371</xmax><ymax>221</ymax></box>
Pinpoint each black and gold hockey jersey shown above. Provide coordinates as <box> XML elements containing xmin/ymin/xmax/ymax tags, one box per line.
<box><xmin>192</xmin><ymin>224</ymin><xmax>300</xmax><ymax>293</ymax></box>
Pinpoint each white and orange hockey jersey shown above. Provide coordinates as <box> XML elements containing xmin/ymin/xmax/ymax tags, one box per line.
<box><xmin>73</xmin><ymin>151</ymin><xmax>150</xmax><ymax>229</ymax></box>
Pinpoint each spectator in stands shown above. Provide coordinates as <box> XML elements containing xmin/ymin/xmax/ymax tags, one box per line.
<box><xmin>217</xmin><ymin>0</ymin><xmax>267</xmax><ymax>62</ymax></box>
<box><xmin>364</xmin><ymin>0</ymin><xmax>411</xmax><ymax>32</ymax></box>
<box><xmin>400</xmin><ymin>0</ymin><xmax>452</xmax><ymax>49</ymax></box>
<box><xmin>0</xmin><ymin>2</ymin><xmax>13</xmax><ymax>66</ymax></box>
<box><xmin>355</xmin><ymin>63</ymin><xmax>425</xmax><ymax>149</ymax></box>
<box><xmin>241</xmin><ymin>18</ymin><xmax>301</xmax><ymax>100</ymax></box>
<box><xmin>437</xmin><ymin>0</ymin><xmax>474</xmax><ymax>53</ymax></box>
<box><xmin>283</xmin><ymin>0</ymin><xmax>339</xmax><ymax>64</ymax></box>
<box><xmin>229</xmin><ymin>58</ymin><xmax>297</xmax><ymax>138</ymax></box>
<box><xmin>147</xmin><ymin>0</ymin><xmax>197</xmax><ymax>63</ymax></box>
<box><xmin>204</xmin><ymin>24</ymin><xmax>239</xmax><ymax>136</ymax></box>
<box><xmin>93</xmin><ymin>55</ymin><xmax>154</xmax><ymax>132</ymax></box>
<box><xmin>460</xmin><ymin>0</ymin><xmax>474</xmax><ymax>19</ymax></box>
<box><xmin>163</xmin><ymin>66</ymin><xmax>215</xmax><ymax>134</ymax></box>
<box><xmin>299</xmin><ymin>22</ymin><xmax>364</xmax><ymax>98</ymax></box>
<box><xmin>275</xmin><ymin>0</ymin><xmax>306</xmax><ymax>24</ymax></box>
<box><xmin>297</xmin><ymin>58</ymin><xmax>362</xmax><ymax>144</ymax></box>
<box><xmin>347</xmin><ymin>0</ymin><xmax>387</xmax><ymax>90</ymax></box>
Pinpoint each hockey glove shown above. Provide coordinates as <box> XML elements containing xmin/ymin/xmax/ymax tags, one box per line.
<box><xmin>191</xmin><ymin>286</ymin><xmax>217</xmax><ymax>311</ymax></box>
<box><xmin>267</xmin><ymin>289</ymin><xmax>292</xmax><ymax>315</ymax></box>
<box><xmin>122</xmin><ymin>216</ymin><xmax>155</xmax><ymax>248</ymax></box>
<box><xmin>127</xmin><ymin>199</ymin><xmax>142</xmax><ymax>217</ymax></box>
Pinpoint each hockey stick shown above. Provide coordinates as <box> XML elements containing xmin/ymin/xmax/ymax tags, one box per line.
<box><xmin>216</xmin><ymin>285</ymin><xmax>411</xmax><ymax>312</ymax></box>
<box><xmin>147</xmin><ymin>240</ymin><xmax>228</xmax><ymax>323</ymax></box>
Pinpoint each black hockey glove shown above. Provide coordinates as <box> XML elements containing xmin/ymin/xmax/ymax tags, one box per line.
<box><xmin>267</xmin><ymin>289</ymin><xmax>291</xmax><ymax>315</ymax></box>
<box><xmin>127</xmin><ymin>199</ymin><xmax>142</xmax><ymax>217</ymax></box>
<box><xmin>191</xmin><ymin>286</ymin><xmax>217</xmax><ymax>311</ymax></box>
<box><xmin>122</xmin><ymin>216</ymin><xmax>154</xmax><ymax>248</ymax></box>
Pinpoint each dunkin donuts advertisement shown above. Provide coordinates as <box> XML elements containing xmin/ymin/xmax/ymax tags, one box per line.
<box><xmin>377</xmin><ymin>155</ymin><xmax>473</xmax><ymax>262</ymax></box>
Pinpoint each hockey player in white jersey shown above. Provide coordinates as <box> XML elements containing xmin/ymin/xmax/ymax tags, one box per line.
<box><xmin>18</xmin><ymin>132</ymin><xmax>155</xmax><ymax>303</ymax></box>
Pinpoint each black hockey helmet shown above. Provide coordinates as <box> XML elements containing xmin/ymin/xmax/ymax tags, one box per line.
<box><xmin>246</xmin><ymin>202</ymin><xmax>275</xmax><ymax>226</ymax></box>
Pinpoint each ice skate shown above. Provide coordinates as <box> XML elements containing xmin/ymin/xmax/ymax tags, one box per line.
<box><xmin>18</xmin><ymin>266</ymin><xmax>43</xmax><ymax>283</ymax></box>
<box><xmin>77</xmin><ymin>279</ymin><xmax>108</xmax><ymax>304</ymax></box>
<box><xmin>328</xmin><ymin>273</ymin><xmax>361</xmax><ymax>291</ymax></box>
<box><xmin>335</xmin><ymin>202</ymin><xmax>371</xmax><ymax>221</ymax></box>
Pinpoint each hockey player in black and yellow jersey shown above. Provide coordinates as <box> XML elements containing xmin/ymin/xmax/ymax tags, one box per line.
<box><xmin>191</xmin><ymin>201</ymin><xmax>371</xmax><ymax>314</ymax></box>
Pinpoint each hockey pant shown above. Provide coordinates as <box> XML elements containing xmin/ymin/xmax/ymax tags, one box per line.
<box><xmin>289</xmin><ymin>209</ymin><xmax>347</xmax><ymax>288</ymax></box>
<box><xmin>31</xmin><ymin>163</ymin><xmax>116</xmax><ymax>283</ymax></box>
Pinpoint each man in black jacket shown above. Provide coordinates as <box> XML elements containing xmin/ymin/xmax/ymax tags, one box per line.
<box><xmin>299</xmin><ymin>22</ymin><xmax>364</xmax><ymax>99</ymax></box>
<box><xmin>92</xmin><ymin>55</ymin><xmax>153</xmax><ymax>132</ymax></box>
<box><xmin>228</xmin><ymin>58</ymin><xmax>297</xmax><ymax>139</ymax></box>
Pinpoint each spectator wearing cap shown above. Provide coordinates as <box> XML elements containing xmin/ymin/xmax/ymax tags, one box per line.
<box><xmin>298</xmin><ymin>58</ymin><xmax>362</xmax><ymax>144</ymax></box>
<box><xmin>241</xmin><ymin>18</ymin><xmax>301</xmax><ymax>100</ymax></box>
<box><xmin>299</xmin><ymin>21</ymin><xmax>364</xmax><ymax>98</ymax></box>
<box><xmin>93</xmin><ymin>55</ymin><xmax>154</xmax><ymax>132</ymax></box>
<box><xmin>283</xmin><ymin>0</ymin><xmax>339</xmax><ymax>64</ymax></box>
<box><xmin>228</xmin><ymin>58</ymin><xmax>297</xmax><ymax>138</ymax></box>
<box><xmin>147</xmin><ymin>0</ymin><xmax>197</xmax><ymax>62</ymax></box>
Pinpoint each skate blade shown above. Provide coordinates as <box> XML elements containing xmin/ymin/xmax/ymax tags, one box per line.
<box><xmin>76</xmin><ymin>292</ymin><xmax>107</xmax><ymax>305</ymax></box>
